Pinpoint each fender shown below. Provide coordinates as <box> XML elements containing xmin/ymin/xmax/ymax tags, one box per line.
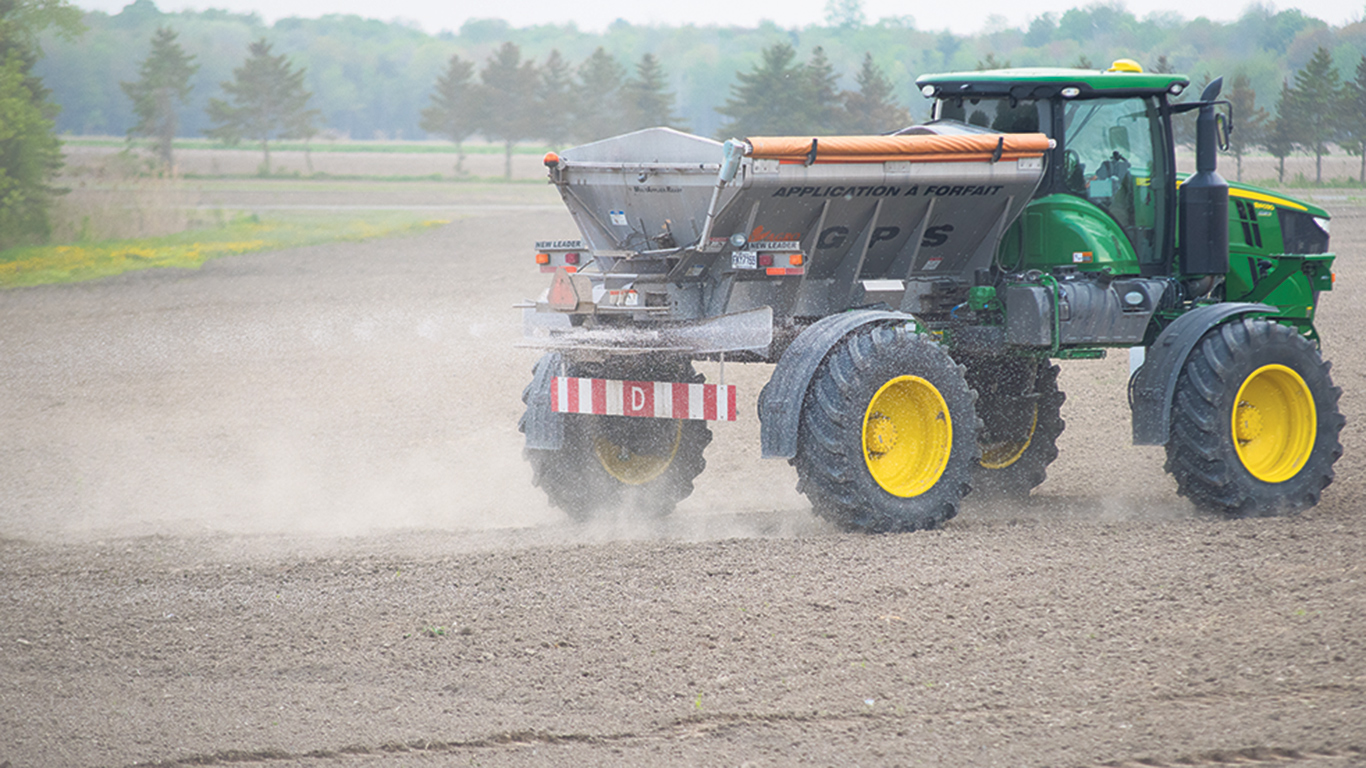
<box><xmin>520</xmin><ymin>351</ymin><xmax>565</xmax><ymax>451</ymax></box>
<box><xmin>1130</xmin><ymin>302</ymin><xmax>1277</xmax><ymax>445</ymax></box>
<box><xmin>759</xmin><ymin>310</ymin><xmax>919</xmax><ymax>459</ymax></box>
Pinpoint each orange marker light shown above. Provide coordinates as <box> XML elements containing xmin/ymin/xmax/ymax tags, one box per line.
<box><xmin>789</xmin><ymin>253</ymin><xmax>804</xmax><ymax>266</ymax></box>
<box><xmin>543</xmin><ymin>152</ymin><xmax>560</xmax><ymax>167</ymax></box>
<box><xmin>535</xmin><ymin>253</ymin><xmax>551</xmax><ymax>265</ymax></box>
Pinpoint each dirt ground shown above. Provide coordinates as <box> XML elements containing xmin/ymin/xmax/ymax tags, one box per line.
<box><xmin>1</xmin><ymin>165</ymin><xmax>1365</xmax><ymax>767</ymax></box>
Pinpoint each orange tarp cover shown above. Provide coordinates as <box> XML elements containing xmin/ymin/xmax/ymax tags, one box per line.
<box><xmin>745</xmin><ymin>133</ymin><xmax>1051</xmax><ymax>164</ymax></box>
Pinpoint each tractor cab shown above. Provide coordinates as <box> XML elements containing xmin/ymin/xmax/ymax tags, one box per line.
<box><xmin>915</xmin><ymin>62</ymin><xmax>1190</xmax><ymax>276</ymax></box>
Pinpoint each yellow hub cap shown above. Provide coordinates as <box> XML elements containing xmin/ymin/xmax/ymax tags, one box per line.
<box><xmin>979</xmin><ymin>406</ymin><xmax>1038</xmax><ymax>469</ymax></box>
<box><xmin>1232</xmin><ymin>364</ymin><xmax>1316</xmax><ymax>483</ymax></box>
<box><xmin>863</xmin><ymin>375</ymin><xmax>953</xmax><ymax>497</ymax></box>
<box><xmin>594</xmin><ymin>421</ymin><xmax>682</xmax><ymax>485</ymax></box>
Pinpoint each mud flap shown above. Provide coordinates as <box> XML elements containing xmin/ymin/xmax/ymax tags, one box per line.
<box><xmin>523</xmin><ymin>352</ymin><xmax>565</xmax><ymax>451</ymax></box>
<box><xmin>758</xmin><ymin>309</ymin><xmax>919</xmax><ymax>459</ymax></box>
<box><xmin>1129</xmin><ymin>302</ymin><xmax>1277</xmax><ymax>445</ymax></box>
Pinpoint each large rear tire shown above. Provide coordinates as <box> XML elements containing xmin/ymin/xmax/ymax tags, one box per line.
<box><xmin>792</xmin><ymin>323</ymin><xmax>978</xmax><ymax>533</ymax></box>
<box><xmin>521</xmin><ymin>357</ymin><xmax>712</xmax><ymax>521</ymax></box>
<box><xmin>966</xmin><ymin>358</ymin><xmax>1066</xmax><ymax>499</ymax></box>
<box><xmin>1165</xmin><ymin>318</ymin><xmax>1343</xmax><ymax>517</ymax></box>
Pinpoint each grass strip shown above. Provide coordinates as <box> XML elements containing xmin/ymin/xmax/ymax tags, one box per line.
<box><xmin>0</xmin><ymin>211</ymin><xmax>449</xmax><ymax>289</ymax></box>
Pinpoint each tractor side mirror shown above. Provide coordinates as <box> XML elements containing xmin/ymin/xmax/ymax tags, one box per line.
<box><xmin>1215</xmin><ymin>112</ymin><xmax>1231</xmax><ymax>152</ymax></box>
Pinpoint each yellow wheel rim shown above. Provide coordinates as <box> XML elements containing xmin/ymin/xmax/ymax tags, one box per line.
<box><xmin>863</xmin><ymin>376</ymin><xmax>953</xmax><ymax>497</ymax></box>
<box><xmin>979</xmin><ymin>406</ymin><xmax>1038</xmax><ymax>469</ymax></box>
<box><xmin>1232</xmin><ymin>364</ymin><xmax>1316</xmax><ymax>483</ymax></box>
<box><xmin>593</xmin><ymin>421</ymin><xmax>682</xmax><ymax>485</ymax></box>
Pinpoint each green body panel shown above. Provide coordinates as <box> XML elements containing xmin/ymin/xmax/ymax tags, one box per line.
<box><xmin>1221</xmin><ymin>184</ymin><xmax>1334</xmax><ymax>321</ymax></box>
<box><xmin>999</xmin><ymin>194</ymin><xmax>1140</xmax><ymax>275</ymax></box>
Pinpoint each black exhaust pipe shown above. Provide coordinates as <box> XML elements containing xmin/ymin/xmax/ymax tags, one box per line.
<box><xmin>1179</xmin><ymin>77</ymin><xmax>1229</xmax><ymax>276</ymax></box>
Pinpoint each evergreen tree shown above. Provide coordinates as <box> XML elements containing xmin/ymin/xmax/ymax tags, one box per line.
<box><xmin>1265</xmin><ymin>79</ymin><xmax>1298</xmax><ymax>184</ymax></box>
<box><xmin>621</xmin><ymin>53</ymin><xmax>684</xmax><ymax>132</ymax></box>
<box><xmin>1291</xmin><ymin>46</ymin><xmax>1342</xmax><ymax>184</ymax></box>
<box><xmin>205</xmin><ymin>39</ymin><xmax>319</xmax><ymax>175</ymax></box>
<box><xmin>1225</xmin><ymin>71</ymin><xmax>1268</xmax><ymax>182</ymax></box>
<box><xmin>0</xmin><ymin>0</ymin><xmax>82</xmax><ymax>248</ymax></box>
<box><xmin>1341</xmin><ymin>56</ymin><xmax>1366</xmax><ymax>184</ymax></box>
<box><xmin>537</xmin><ymin>50</ymin><xmax>574</xmax><ymax>149</ymax></box>
<box><xmin>843</xmin><ymin>53</ymin><xmax>909</xmax><ymax>133</ymax></box>
<box><xmin>716</xmin><ymin>43</ymin><xmax>809</xmax><ymax>138</ymax></box>
<box><xmin>478</xmin><ymin>41</ymin><xmax>538</xmax><ymax>180</ymax></box>
<box><xmin>121</xmin><ymin>26</ymin><xmax>197</xmax><ymax>169</ymax></box>
<box><xmin>571</xmin><ymin>47</ymin><xmax>626</xmax><ymax>143</ymax></box>
<box><xmin>419</xmin><ymin>53</ymin><xmax>479</xmax><ymax>174</ymax></box>
<box><xmin>802</xmin><ymin>46</ymin><xmax>846</xmax><ymax>134</ymax></box>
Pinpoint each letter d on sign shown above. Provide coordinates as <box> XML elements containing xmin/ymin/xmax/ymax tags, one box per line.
<box><xmin>626</xmin><ymin>383</ymin><xmax>652</xmax><ymax>417</ymax></box>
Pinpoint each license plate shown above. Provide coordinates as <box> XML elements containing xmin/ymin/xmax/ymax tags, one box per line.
<box><xmin>731</xmin><ymin>251</ymin><xmax>757</xmax><ymax>269</ymax></box>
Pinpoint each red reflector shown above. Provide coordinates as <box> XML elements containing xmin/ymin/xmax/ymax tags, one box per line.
<box><xmin>564</xmin><ymin>252</ymin><xmax>580</xmax><ymax>264</ymax></box>
<box><xmin>757</xmin><ymin>253</ymin><xmax>774</xmax><ymax>267</ymax></box>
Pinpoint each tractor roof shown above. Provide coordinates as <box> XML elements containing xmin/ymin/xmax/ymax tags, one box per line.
<box><xmin>917</xmin><ymin>63</ymin><xmax>1190</xmax><ymax>101</ymax></box>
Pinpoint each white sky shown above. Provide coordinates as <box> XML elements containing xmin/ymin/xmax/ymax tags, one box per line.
<box><xmin>67</xmin><ymin>0</ymin><xmax>1366</xmax><ymax>35</ymax></box>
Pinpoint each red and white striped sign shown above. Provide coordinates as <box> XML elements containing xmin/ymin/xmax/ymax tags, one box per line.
<box><xmin>551</xmin><ymin>376</ymin><xmax>737</xmax><ymax>421</ymax></box>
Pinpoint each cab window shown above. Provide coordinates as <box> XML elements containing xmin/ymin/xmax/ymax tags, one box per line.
<box><xmin>936</xmin><ymin>97</ymin><xmax>1048</xmax><ymax>134</ymax></box>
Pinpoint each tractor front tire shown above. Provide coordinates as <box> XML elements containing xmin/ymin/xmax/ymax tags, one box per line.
<box><xmin>967</xmin><ymin>358</ymin><xmax>1066</xmax><ymax>499</ymax></box>
<box><xmin>792</xmin><ymin>323</ymin><xmax>979</xmax><ymax>533</ymax></box>
<box><xmin>1165</xmin><ymin>317</ymin><xmax>1343</xmax><ymax>517</ymax></box>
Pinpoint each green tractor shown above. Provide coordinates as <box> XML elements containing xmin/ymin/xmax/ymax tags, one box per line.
<box><xmin>520</xmin><ymin>59</ymin><xmax>1343</xmax><ymax>531</ymax></box>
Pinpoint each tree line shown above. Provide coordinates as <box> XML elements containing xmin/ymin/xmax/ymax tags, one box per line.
<box><xmin>37</xmin><ymin>0</ymin><xmax>1366</xmax><ymax>143</ymax></box>
<box><xmin>12</xmin><ymin>0</ymin><xmax>1366</xmax><ymax>249</ymax></box>
<box><xmin>117</xmin><ymin>22</ymin><xmax>1366</xmax><ymax>190</ymax></box>
<box><xmin>118</xmin><ymin>30</ymin><xmax>912</xmax><ymax>179</ymax></box>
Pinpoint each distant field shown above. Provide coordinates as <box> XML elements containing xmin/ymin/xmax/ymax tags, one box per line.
<box><xmin>61</xmin><ymin>135</ymin><xmax>552</xmax><ymax>156</ymax></box>
<box><xmin>62</xmin><ymin>140</ymin><xmax>552</xmax><ymax>181</ymax></box>
<box><xmin>0</xmin><ymin>143</ymin><xmax>568</xmax><ymax>286</ymax></box>
<box><xmin>61</xmin><ymin>134</ymin><xmax>1366</xmax><ymax>190</ymax></box>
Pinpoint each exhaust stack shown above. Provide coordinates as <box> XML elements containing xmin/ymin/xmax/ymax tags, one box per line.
<box><xmin>1179</xmin><ymin>77</ymin><xmax>1229</xmax><ymax>276</ymax></box>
